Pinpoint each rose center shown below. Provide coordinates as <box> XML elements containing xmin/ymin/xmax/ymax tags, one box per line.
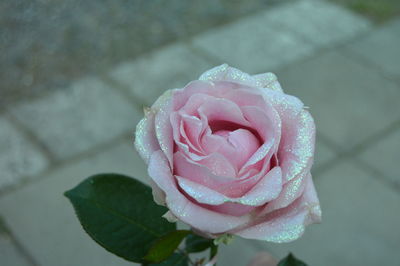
<box><xmin>214</xmin><ymin>128</ymin><xmax>260</xmax><ymax>170</ymax></box>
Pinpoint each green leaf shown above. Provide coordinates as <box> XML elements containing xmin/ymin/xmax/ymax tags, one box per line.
<box><xmin>278</xmin><ymin>253</ymin><xmax>308</xmax><ymax>266</ymax></box>
<box><xmin>144</xmin><ymin>230</ymin><xmax>191</xmax><ymax>263</ymax></box>
<box><xmin>147</xmin><ymin>252</ymin><xmax>188</xmax><ymax>266</ymax></box>
<box><xmin>64</xmin><ymin>173</ymin><xmax>175</xmax><ymax>263</ymax></box>
<box><xmin>185</xmin><ymin>234</ymin><xmax>213</xmax><ymax>253</ymax></box>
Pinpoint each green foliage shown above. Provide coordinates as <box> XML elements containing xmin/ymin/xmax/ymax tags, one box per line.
<box><xmin>65</xmin><ymin>173</ymin><xmax>175</xmax><ymax>263</ymax></box>
<box><xmin>146</xmin><ymin>252</ymin><xmax>188</xmax><ymax>266</ymax></box>
<box><xmin>278</xmin><ymin>253</ymin><xmax>308</xmax><ymax>266</ymax></box>
<box><xmin>144</xmin><ymin>230</ymin><xmax>191</xmax><ymax>263</ymax></box>
<box><xmin>185</xmin><ymin>234</ymin><xmax>214</xmax><ymax>253</ymax></box>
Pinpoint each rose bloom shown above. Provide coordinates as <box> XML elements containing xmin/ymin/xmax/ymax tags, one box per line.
<box><xmin>135</xmin><ymin>64</ymin><xmax>321</xmax><ymax>242</ymax></box>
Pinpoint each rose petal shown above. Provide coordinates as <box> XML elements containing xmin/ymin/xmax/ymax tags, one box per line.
<box><xmin>199</xmin><ymin>64</ymin><xmax>262</xmax><ymax>88</ymax></box>
<box><xmin>174</xmin><ymin>151</ymin><xmax>236</xmax><ymax>181</ymax></box>
<box><xmin>240</xmin><ymin>136</ymin><xmax>275</xmax><ymax>174</ymax></box>
<box><xmin>241</xmin><ymin>105</ymin><xmax>281</xmax><ymax>144</ymax></box>
<box><xmin>152</xmin><ymin>89</ymin><xmax>176</xmax><ymax>167</ymax></box>
<box><xmin>134</xmin><ymin>109</ymin><xmax>160</xmax><ymax>163</ymax></box>
<box><xmin>179</xmin><ymin>93</ymin><xmax>215</xmax><ymax>116</ymax></box>
<box><xmin>252</xmin><ymin>72</ymin><xmax>283</xmax><ymax>92</ymax></box>
<box><xmin>148</xmin><ymin>178</ymin><xmax>166</xmax><ymax>205</ymax></box>
<box><xmin>180</xmin><ymin>116</ymin><xmax>204</xmax><ymax>153</ymax></box>
<box><xmin>198</xmin><ymin>98</ymin><xmax>251</xmax><ymax>127</ymax></box>
<box><xmin>176</xmin><ymin>167</ymin><xmax>282</xmax><ymax>206</ymax></box>
<box><xmin>279</xmin><ymin>110</ymin><xmax>315</xmax><ymax>183</ymax></box>
<box><xmin>234</xmin><ymin>174</ymin><xmax>321</xmax><ymax>242</ymax></box>
<box><xmin>224</xmin><ymin>88</ymin><xmax>271</xmax><ymax>110</ymax></box>
<box><xmin>262</xmin><ymin>89</ymin><xmax>315</xmax><ymax>183</ymax></box>
<box><xmin>173</xmin><ymin>80</ymin><xmax>230</xmax><ymax>111</ymax></box>
<box><xmin>148</xmin><ymin>150</ymin><xmax>250</xmax><ymax>234</ymax></box>
<box><xmin>261</xmin><ymin>171</ymin><xmax>308</xmax><ymax>214</ymax></box>
<box><xmin>207</xmin><ymin>202</ymin><xmax>256</xmax><ymax>217</ymax></box>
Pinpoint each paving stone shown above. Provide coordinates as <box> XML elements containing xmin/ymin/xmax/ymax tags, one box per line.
<box><xmin>276</xmin><ymin>50</ymin><xmax>400</xmax><ymax>151</ymax></box>
<box><xmin>0</xmin><ymin>233</ymin><xmax>32</xmax><ymax>266</ymax></box>
<box><xmin>347</xmin><ymin>19</ymin><xmax>400</xmax><ymax>78</ymax></box>
<box><xmin>218</xmin><ymin>238</ymin><xmax>258</xmax><ymax>266</ymax></box>
<box><xmin>8</xmin><ymin>78</ymin><xmax>139</xmax><ymax>160</ymax></box>
<box><xmin>192</xmin><ymin>5</ymin><xmax>314</xmax><ymax>73</ymax></box>
<box><xmin>110</xmin><ymin>43</ymin><xmax>212</xmax><ymax>105</ymax></box>
<box><xmin>313</xmin><ymin>138</ymin><xmax>337</xmax><ymax>170</ymax></box>
<box><xmin>0</xmin><ymin>139</ymin><xmax>147</xmax><ymax>266</ymax></box>
<box><xmin>359</xmin><ymin>127</ymin><xmax>400</xmax><ymax>185</ymax></box>
<box><xmin>253</xmin><ymin>162</ymin><xmax>400</xmax><ymax>266</ymax></box>
<box><xmin>266</xmin><ymin>0</ymin><xmax>371</xmax><ymax>46</ymax></box>
<box><xmin>0</xmin><ymin>117</ymin><xmax>49</xmax><ymax>190</ymax></box>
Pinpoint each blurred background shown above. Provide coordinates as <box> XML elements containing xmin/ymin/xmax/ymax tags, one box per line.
<box><xmin>0</xmin><ymin>0</ymin><xmax>399</xmax><ymax>265</ymax></box>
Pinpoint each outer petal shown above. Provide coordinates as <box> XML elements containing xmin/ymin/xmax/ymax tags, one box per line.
<box><xmin>153</xmin><ymin>90</ymin><xmax>175</xmax><ymax>167</ymax></box>
<box><xmin>148</xmin><ymin>150</ymin><xmax>250</xmax><ymax>234</ymax></box>
<box><xmin>261</xmin><ymin>170</ymin><xmax>308</xmax><ymax>214</ymax></box>
<box><xmin>233</xmin><ymin>174</ymin><xmax>321</xmax><ymax>242</ymax></box>
<box><xmin>252</xmin><ymin>72</ymin><xmax>283</xmax><ymax>92</ymax></box>
<box><xmin>262</xmin><ymin>89</ymin><xmax>315</xmax><ymax>183</ymax></box>
<box><xmin>199</xmin><ymin>64</ymin><xmax>263</xmax><ymax>88</ymax></box>
<box><xmin>134</xmin><ymin>108</ymin><xmax>160</xmax><ymax>163</ymax></box>
<box><xmin>278</xmin><ymin>110</ymin><xmax>315</xmax><ymax>182</ymax></box>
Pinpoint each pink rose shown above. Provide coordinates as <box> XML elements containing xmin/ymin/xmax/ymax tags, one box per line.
<box><xmin>135</xmin><ymin>64</ymin><xmax>321</xmax><ymax>242</ymax></box>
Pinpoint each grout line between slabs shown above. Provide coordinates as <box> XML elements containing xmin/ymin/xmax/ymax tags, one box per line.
<box><xmin>0</xmin><ymin>216</ymin><xmax>39</xmax><ymax>266</ymax></box>
<box><xmin>314</xmin><ymin>119</ymin><xmax>400</xmax><ymax>193</ymax></box>
<box><xmin>4</xmin><ymin>112</ymin><xmax>56</xmax><ymax>164</ymax></box>
<box><xmin>0</xmin><ymin>131</ymin><xmax>133</xmax><ymax>198</ymax></box>
<box><xmin>339</xmin><ymin>47</ymin><xmax>400</xmax><ymax>89</ymax></box>
<box><xmin>353</xmin><ymin>157</ymin><xmax>400</xmax><ymax>193</ymax></box>
<box><xmin>99</xmin><ymin>71</ymin><xmax>148</xmax><ymax>110</ymax></box>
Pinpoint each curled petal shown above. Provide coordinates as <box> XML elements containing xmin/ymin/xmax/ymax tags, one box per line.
<box><xmin>176</xmin><ymin>167</ymin><xmax>282</xmax><ymax>206</ymax></box>
<box><xmin>234</xmin><ymin>175</ymin><xmax>321</xmax><ymax>242</ymax></box>
<box><xmin>198</xmin><ymin>98</ymin><xmax>251</xmax><ymax>127</ymax></box>
<box><xmin>262</xmin><ymin>89</ymin><xmax>315</xmax><ymax>183</ymax></box>
<box><xmin>174</xmin><ymin>152</ymin><xmax>268</xmax><ymax>197</ymax></box>
<box><xmin>261</xmin><ymin>171</ymin><xmax>309</xmax><ymax>214</ymax></box>
<box><xmin>252</xmin><ymin>72</ymin><xmax>283</xmax><ymax>92</ymax></box>
<box><xmin>240</xmin><ymin>137</ymin><xmax>274</xmax><ymax>174</ymax></box>
<box><xmin>279</xmin><ymin>110</ymin><xmax>316</xmax><ymax>183</ymax></box>
<box><xmin>199</xmin><ymin>64</ymin><xmax>263</xmax><ymax>88</ymax></box>
<box><xmin>148</xmin><ymin>151</ymin><xmax>250</xmax><ymax>234</ymax></box>
<box><xmin>174</xmin><ymin>152</ymin><xmax>236</xmax><ymax>183</ymax></box>
<box><xmin>152</xmin><ymin>89</ymin><xmax>176</xmax><ymax>167</ymax></box>
<box><xmin>148</xmin><ymin>179</ymin><xmax>166</xmax><ymax>205</ymax></box>
<box><xmin>173</xmin><ymin>80</ymin><xmax>229</xmax><ymax>111</ymax></box>
<box><xmin>134</xmin><ymin>109</ymin><xmax>160</xmax><ymax>163</ymax></box>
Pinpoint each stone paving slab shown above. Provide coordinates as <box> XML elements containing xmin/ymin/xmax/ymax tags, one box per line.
<box><xmin>218</xmin><ymin>238</ymin><xmax>258</xmax><ymax>266</ymax></box>
<box><xmin>191</xmin><ymin>0</ymin><xmax>371</xmax><ymax>74</ymax></box>
<box><xmin>314</xmin><ymin>138</ymin><xmax>337</xmax><ymax>170</ymax></box>
<box><xmin>276</xmin><ymin>49</ymin><xmax>400</xmax><ymax>151</ymax></box>
<box><xmin>359</xmin><ymin>127</ymin><xmax>400</xmax><ymax>185</ymax></box>
<box><xmin>0</xmin><ymin>116</ymin><xmax>49</xmax><ymax>191</ymax></box>
<box><xmin>346</xmin><ymin>18</ymin><xmax>400</xmax><ymax>78</ymax></box>
<box><xmin>253</xmin><ymin>162</ymin><xmax>400</xmax><ymax>266</ymax></box>
<box><xmin>191</xmin><ymin>4</ymin><xmax>314</xmax><ymax>73</ymax></box>
<box><xmin>266</xmin><ymin>0</ymin><xmax>371</xmax><ymax>46</ymax></box>
<box><xmin>8</xmin><ymin>77</ymin><xmax>139</xmax><ymax>160</ymax></box>
<box><xmin>0</xmin><ymin>139</ymin><xmax>145</xmax><ymax>266</ymax></box>
<box><xmin>109</xmin><ymin>43</ymin><xmax>212</xmax><ymax>106</ymax></box>
<box><xmin>0</xmin><ymin>233</ymin><xmax>32</xmax><ymax>266</ymax></box>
